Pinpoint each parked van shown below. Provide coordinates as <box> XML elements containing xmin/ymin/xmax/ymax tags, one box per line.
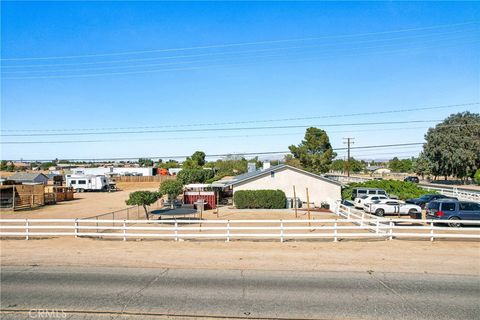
<box><xmin>65</xmin><ymin>174</ymin><xmax>114</xmax><ymax>192</ymax></box>
<box><xmin>351</xmin><ymin>188</ymin><xmax>387</xmax><ymax>200</ymax></box>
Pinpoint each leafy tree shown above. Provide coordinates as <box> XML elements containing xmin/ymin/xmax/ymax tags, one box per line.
<box><xmin>138</xmin><ymin>158</ymin><xmax>154</xmax><ymax>167</ymax></box>
<box><xmin>40</xmin><ymin>162</ymin><xmax>56</xmax><ymax>170</ymax></box>
<box><xmin>204</xmin><ymin>158</ymin><xmax>248</xmax><ymax>181</ymax></box>
<box><xmin>388</xmin><ymin>157</ymin><xmax>413</xmax><ymax>173</ymax></box>
<box><xmin>412</xmin><ymin>152</ymin><xmax>432</xmax><ymax>178</ymax></box>
<box><xmin>423</xmin><ymin>112</ymin><xmax>480</xmax><ymax>180</ymax></box>
<box><xmin>125</xmin><ymin>191</ymin><xmax>161</xmax><ymax>220</ymax></box>
<box><xmin>158</xmin><ymin>159</ymin><xmax>180</xmax><ymax>169</ymax></box>
<box><xmin>177</xmin><ymin>169</ymin><xmax>214</xmax><ymax>185</ymax></box>
<box><xmin>191</xmin><ymin>151</ymin><xmax>206</xmax><ymax>167</ymax></box>
<box><xmin>159</xmin><ymin>180</ymin><xmax>184</xmax><ymax>208</ymax></box>
<box><xmin>0</xmin><ymin>160</ymin><xmax>9</xmax><ymax>171</ymax></box>
<box><xmin>288</xmin><ymin>127</ymin><xmax>336</xmax><ymax>174</ymax></box>
<box><xmin>330</xmin><ymin>158</ymin><xmax>366</xmax><ymax>173</ymax></box>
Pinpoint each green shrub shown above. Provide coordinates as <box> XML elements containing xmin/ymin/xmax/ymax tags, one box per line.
<box><xmin>474</xmin><ymin>169</ymin><xmax>480</xmax><ymax>186</ymax></box>
<box><xmin>342</xmin><ymin>180</ymin><xmax>436</xmax><ymax>200</ymax></box>
<box><xmin>234</xmin><ymin>190</ymin><xmax>286</xmax><ymax>209</ymax></box>
<box><xmin>177</xmin><ymin>169</ymin><xmax>214</xmax><ymax>185</ymax></box>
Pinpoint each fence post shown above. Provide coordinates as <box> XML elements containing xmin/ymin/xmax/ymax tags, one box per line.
<box><xmin>280</xmin><ymin>220</ymin><xmax>284</xmax><ymax>243</ymax></box>
<box><xmin>226</xmin><ymin>220</ymin><xmax>230</xmax><ymax>242</ymax></box>
<box><xmin>25</xmin><ymin>219</ymin><xmax>29</xmax><ymax>240</ymax></box>
<box><xmin>430</xmin><ymin>221</ymin><xmax>434</xmax><ymax>242</ymax></box>
<box><xmin>375</xmin><ymin>220</ymin><xmax>379</xmax><ymax>234</ymax></box>
<box><xmin>361</xmin><ymin>212</ymin><xmax>365</xmax><ymax>226</ymax></box>
<box><xmin>127</xmin><ymin>207</ymin><xmax>130</xmax><ymax>221</ymax></box>
<box><xmin>347</xmin><ymin>207</ymin><xmax>351</xmax><ymax>219</ymax></box>
<box><xmin>333</xmin><ymin>221</ymin><xmax>338</xmax><ymax>242</ymax></box>
<box><xmin>74</xmin><ymin>219</ymin><xmax>78</xmax><ymax>238</ymax></box>
<box><xmin>389</xmin><ymin>220</ymin><xmax>394</xmax><ymax>241</ymax></box>
<box><xmin>174</xmin><ymin>220</ymin><xmax>178</xmax><ymax>241</ymax></box>
<box><xmin>123</xmin><ymin>220</ymin><xmax>126</xmax><ymax>241</ymax></box>
<box><xmin>96</xmin><ymin>216</ymin><xmax>99</xmax><ymax>233</ymax></box>
<box><xmin>112</xmin><ymin>212</ymin><xmax>115</xmax><ymax>227</ymax></box>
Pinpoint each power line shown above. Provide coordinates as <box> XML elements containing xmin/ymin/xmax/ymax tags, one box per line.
<box><xmin>2</xmin><ymin>102</ymin><xmax>477</xmax><ymax>133</ymax></box>
<box><xmin>4</xmin><ymin>37</ymin><xmax>479</xmax><ymax>80</ymax></box>
<box><xmin>6</xmin><ymin>142</ymin><xmax>424</xmax><ymax>162</ymax></box>
<box><xmin>3</xmin><ymin>21</ymin><xmax>477</xmax><ymax>61</ymax></box>
<box><xmin>0</xmin><ymin>120</ymin><xmax>448</xmax><ymax>137</ymax></box>
<box><xmin>3</xmin><ymin>27</ymin><xmax>476</xmax><ymax>71</ymax></box>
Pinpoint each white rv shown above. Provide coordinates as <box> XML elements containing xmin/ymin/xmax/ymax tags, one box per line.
<box><xmin>65</xmin><ymin>174</ymin><xmax>114</xmax><ymax>192</ymax></box>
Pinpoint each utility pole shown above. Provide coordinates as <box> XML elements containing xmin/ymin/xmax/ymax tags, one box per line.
<box><xmin>343</xmin><ymin>137</ymin><xmax>355</xmax><ymax>177</ymax></box>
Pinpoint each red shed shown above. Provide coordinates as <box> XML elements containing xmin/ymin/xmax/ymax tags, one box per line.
<box><xmin>183</xmin><ymin>184</ymin><xmax>217</xmax><ymax>209</ymax></box>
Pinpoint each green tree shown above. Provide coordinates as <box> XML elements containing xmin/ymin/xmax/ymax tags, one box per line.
<box><xmin>125</xmin><ymin>191</ymin><xmax>161</xmax><ymax>220</ymax></box>
<box><xmin>423</xmin><ymin>112</ymin><xmax>480</xmax><ymax>181</ymax></box>
<box><xmin>159</xmin><ymin>180</ymin><xmax>184</xmax><ymax>208</ymax></box>
<box><xmin>191</xmin><ymin>151</ymin><xmax>206</xmax><ymax>167</ymax></box>
<box><xmin>0</xmin><ymin>160</ymin><xmax>9</xmax><ymax>171</ymax></box>
<box><xmin>388</xmin><ymin>157</ymin><xmax>413</xmax><ymax>173</ymax></box>
<box><xmin>412</xmin><ymin>152</ymin><xmax>432</xmax><ymax>178</ymax></box>
<box><xmin>474</xmin><ymin>169</ymin><xmax>480</xmax><ymax>186</ymax></box>
<box><xmin>288</xmin><ymin>127</ymin><xmax>336</xmax><ymax>174</ymax></box>
<box><xmin>177</xmin><ymin>169</ymin><xmax>214</xmax><ymax>185</ymax></box>
<box><xmin>138</xmin><ymin>158</ymin><xmax>154</xmax><ymax>167</ymax></box>
<box><xmin>158</xmin><ymin>159</ymin><xmax>180</xmax><ymax>169</ymax></box>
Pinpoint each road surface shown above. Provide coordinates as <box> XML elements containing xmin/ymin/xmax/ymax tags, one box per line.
<box><xmin>1</xmin><ymin>266</ymin><xmax>479</xmax><ymax>319</ymax></box>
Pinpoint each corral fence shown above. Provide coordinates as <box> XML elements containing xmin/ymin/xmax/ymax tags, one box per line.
<box><xmin>1</xmin><ymin>218</ymin><xmax>478</xmax><ymax>242</ymax></box>
<box><xmin>420</xmin><ymin>186</ymin><xmax>480</xmax><ymax>202</ymax></box>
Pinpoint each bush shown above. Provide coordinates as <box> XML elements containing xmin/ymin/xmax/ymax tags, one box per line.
<box><xmin>342</xmin><ymin>180</ymin><xmax>435</xmax><ymax>200</ymax></box>
<box><xmin>177</xmin><ymin>169</ymin><xmax>214</xmax><ymax>185</ymax></box>
<box><xmin>474</xmin><ymin>169</ymin><xmax>480</xmax><ymax>186</ymax></box>
<box><xmin>234</xmin><ymin>190</ymin><xmax>286</xmax><ymax>209</ymax></box>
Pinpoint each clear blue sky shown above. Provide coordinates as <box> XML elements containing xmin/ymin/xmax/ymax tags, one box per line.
<box><xmin>1</xmin><ymin>2</ymin><xmax>479</xmax><ymax>161</ymax></box>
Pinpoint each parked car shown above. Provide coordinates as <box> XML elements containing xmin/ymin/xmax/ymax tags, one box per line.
<box><xmin>406</xmin><ymin>194</ymin><xmax>457</xmax><ymax>209</ymax></box>
<box><xmin>404</xmin><ymin>176</ymin><xmax>420</xmax><ymax>183</ymax></box>
<box><xmin>426</xmin><ymin>200</ymin><xmax>480</xmax><ymax>227</ymax></box>
<box><xmin>365</xmin><ymin>199</ymin><xmax>421</xmax><ymax>217</ymax></box>
<box><xmin>354</xmin><ymin>194</ymin><xmax>389</xmax><ymax>209</ymax></box>
<box><xmin>351</xmin><ymin>188</ymin><xmax>388</xmax><ymax>200</ymax></box>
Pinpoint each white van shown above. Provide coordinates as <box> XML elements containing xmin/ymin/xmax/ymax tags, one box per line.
<box><xmin>351</xmin><ymin>188</ymin><xmax>387</xmax><ymax>200</ymax></box>
<box><xmin>65</xmin><ymin>174</ymin><xmax>113</xmax><ymax>192</ymax></box>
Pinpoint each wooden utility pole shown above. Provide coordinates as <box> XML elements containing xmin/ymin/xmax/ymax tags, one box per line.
<box><xmin>306</xmin><ymin>187</ymin><xmax>311</xmax><ymax>224</ymax></box>
<box><xmin>293</xmin><ymin>185</ymin><xmax>298</xmax><ymax>218</ymax></box>
<box><xmin>343</xmin><ymin>137</ymin><xmax>355</xmax><ymax>177</ymax></box>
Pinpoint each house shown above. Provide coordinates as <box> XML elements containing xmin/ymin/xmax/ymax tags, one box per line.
<box><xmin>9</xmin><ymin>173</ymin><xmax>49</xmax><ymax>185</ymax></box>
<box><xmin>216</xmin><ymin>164</ymin><xmax>342</xmax><ymax>208</ymax></box>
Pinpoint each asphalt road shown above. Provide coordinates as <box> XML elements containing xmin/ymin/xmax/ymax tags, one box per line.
<box><xmin>1</xmin><ymin>266</ymin><xmax>479</xmax><ymax>320</ymax></box>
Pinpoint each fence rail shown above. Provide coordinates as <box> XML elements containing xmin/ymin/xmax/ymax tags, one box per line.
<box><xmin>1</xmin><ymin>217</ymin><xmax>478</xmax><ymax>242</ymax></box>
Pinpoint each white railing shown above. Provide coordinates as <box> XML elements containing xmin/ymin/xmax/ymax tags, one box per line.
<box><xmin>0</xmin><ymin>218</ymin><xmax>478</xmax><ymax>242</ymax></box>
<box><xmin>420</xmin><ymin>185</ymin><xmax>480</xmax><ymax>202</ymax></box>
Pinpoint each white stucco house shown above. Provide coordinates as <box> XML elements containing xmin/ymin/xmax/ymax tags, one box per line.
<box><xmin>215</xmin><ymin>164</ymin><xmax>342</xmax><ymax>208</ymax></box>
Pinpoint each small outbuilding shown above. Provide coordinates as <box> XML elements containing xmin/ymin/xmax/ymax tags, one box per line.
<box><xmin>219</xmin><ymin>164</ymin><xmax>342</xmax><ymax>208</ymax></box>
<box><xmin>9</xmin><ymin>173</ymin><xmax>49</xmax><ymax>185</ymax></box>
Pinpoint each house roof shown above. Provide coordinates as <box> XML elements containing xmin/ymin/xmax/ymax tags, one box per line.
<box><xmin>9</xmin><ymin>172</ymin><xmax>49</xmax><ymax>182</ymax></box>
<box><xmin>220</xmin><ymin>164</ymin><xmax>342</xmax><ymax>187</ymax></box>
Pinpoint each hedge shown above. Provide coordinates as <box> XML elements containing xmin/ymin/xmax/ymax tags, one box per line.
<box><xmin>342</xmin><ymin>180</ymin><xmax>436</xmax><ymax>200</ymax></box>
<box><xmin>234</xmin><ymin>190</ymin><xmax>286</xmax><ymax>209</ymax></box>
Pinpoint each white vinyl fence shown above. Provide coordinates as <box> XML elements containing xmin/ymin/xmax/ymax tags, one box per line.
<box><xmin>420</xmin><ymin>186</ymin><xmax>480</xmax><ymax>202</ymax></box>
<box><xmin>1</xmin><ymin>217</ymin><xmax>478</xmax><ymax>242</ymax></box>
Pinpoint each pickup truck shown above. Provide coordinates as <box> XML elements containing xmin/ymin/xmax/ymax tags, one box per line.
<box><xmin>365</xmin><ymin>199</ymin><xmax>422</xmax><ymax>217</ymax></box>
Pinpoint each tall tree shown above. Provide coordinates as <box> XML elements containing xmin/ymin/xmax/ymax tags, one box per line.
<box><xmin>159</xmin><ymin>180</ymin><xmax>184</xmax><ymax>209</ymax></box>
<box><xmin>412</xmin><ymin>152</ymin><xmax>432</xmax><ymax>178</ymax></box>
<box><xmin>288</xmin><ymin>127</ymin><xmax>336</xmax><ymax>174</ymax></box>
<box><xmin>138</xmin><ymin>158</ymin><xmax>154</xmax><ymax>167</ymax></box>
<box><xmin>191</xmin><ymin>151</ymin><xmax>206</xmax><ymax>167</ymax></box>
<box><xmin>423</xmin><ymin>112</ymin><xmax>480</xmax><ymax>180</ymax></box>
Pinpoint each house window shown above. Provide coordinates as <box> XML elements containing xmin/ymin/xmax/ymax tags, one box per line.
<box><xmin>270</xmin><ymin>171</ymin><xmax>275</xmax><ymax>178</ymax></box>
<box><xmin>70</xmin><ymin>180</ymin><xmax>77</xmax><ymax>184</ymax></box>
<box><xmin>78</xmin><ymin>180</ymin><xmax>86</xmax><ymax>185</ymax></box>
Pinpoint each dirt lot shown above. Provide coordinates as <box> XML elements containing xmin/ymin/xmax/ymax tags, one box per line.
<box><xmin>1</xmin><ymin>237</ymin><xmax>479</xmax><ymax>275</ymax></box>
<box><xmin>0</xmin><ymin>187</ymin><xmax>159</xmax><ymax>219</ymax></box>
